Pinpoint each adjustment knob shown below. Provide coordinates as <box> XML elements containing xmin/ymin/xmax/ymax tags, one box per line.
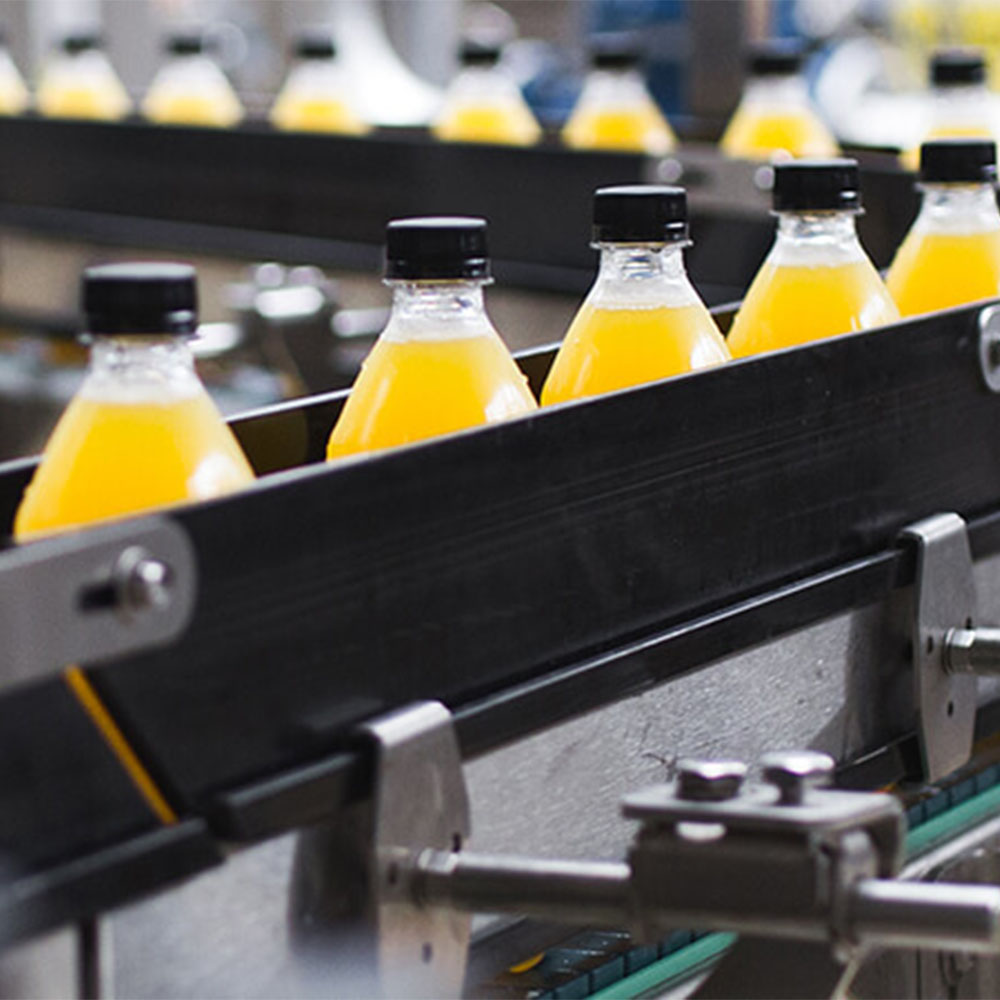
<box><xmin>761</xmin><ymin>750</ymin><xmax>835</xmax><ymax>805</ymax></box>
<box><xmin>676</xmin><ymin>759</ymin><xmax>747</xmax><ymax>802</ymax></box>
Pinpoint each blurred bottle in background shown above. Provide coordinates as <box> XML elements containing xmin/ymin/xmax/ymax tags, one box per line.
<box><xmin>271</xmin><ymin>31</ymin><xmax>369</xmax><ymax>134</ymax></box>
<box><xmin>143</xmin><ymin>29</ymin><xmax>243</xmax><ymax>127</ymax></box>
<box><xmin>36</xmin><ymin>32</ymin><xmax>130</xmax><ymax>120</ymax></box>
<box><xmin>562</xmin><ymin>37</ymin><xmax>675</xmax><ymax>153</ymax></box>
<box><xmin>0</xmin><ymin>28</ymin><xmax>29</xmax><ymax>115</ymax></box>
<box><xmin>433</xmin><ymin>40</ymin><xmax>542</xmax><ymax>146</ymax></box>
<box><xmin>720</xmin><ymin>41</ymin><xmax>837</xmax><ymax>160</ymax></box>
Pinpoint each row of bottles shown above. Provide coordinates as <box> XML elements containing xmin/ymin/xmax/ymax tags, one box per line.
<box><xmin>13</xmin><ymin>137</ymin><xmax>1000</xmax><ymax>541</ymax></box>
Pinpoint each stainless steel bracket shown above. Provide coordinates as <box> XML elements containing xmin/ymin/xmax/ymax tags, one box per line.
<box><xmin>900</xmin><ymin>514</ymin><xmax>978</xmax><ymax>782</ymax></box>
<box><xmin>288</xmin><ymin>700</ymin><xmax>470</xmax><ymax>999</ymax></box>
<box><xmin>978</xmin><ymin>303</ymin><xmax>1000</xmax><ymax>393</ymax></box>
<box><xmin>0</xmin><ymin>515</ymin><xmax>196</xmax><ymax>688</ymax></box>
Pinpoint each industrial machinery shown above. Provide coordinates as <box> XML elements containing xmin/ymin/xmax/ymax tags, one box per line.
<box><xmin>4</xmin><ymin>288</ymin><xmax>1000</xmax><ymax>996</ymax></box>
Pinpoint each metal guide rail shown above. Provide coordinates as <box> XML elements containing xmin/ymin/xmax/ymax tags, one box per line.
<box><xmin>2</xmin><ymin>300</ymin><xmax>1000</xmax><ymax>952</ymax></box>
<box><xmin>0</xmin><ymin>118</ymin><xmax>915</xmax><ymax>298</ymax></box>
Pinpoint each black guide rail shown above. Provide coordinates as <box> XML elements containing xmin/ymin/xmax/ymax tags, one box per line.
<box><xmin>0</xmin><ymin>118</ymin><xmax>916</xmax><ymax>300</ymax></box>
<box><xmin>1</xmin><ymin>300</ymin><xmax>1000</xmax><ymax>940</ymax></box>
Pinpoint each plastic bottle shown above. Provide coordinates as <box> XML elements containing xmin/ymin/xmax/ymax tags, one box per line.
<box><xmin>562</xmin><ymin>39</ymin><xmax>675</xmax><ymax>154</ymax></box>
<box><xmin>542</xmin><ymin>185</ymin><xmax>729</xmax><ymax>405</ymax></box>
<box><xmin>143</xmin><ymin>31</ymin><xmax>243</xmax><ymax>128</ymax></box>
<box><xmin>36</xmin><ymin>33</ymin><xmax>131</xmax><ymax>121</ymax></box>
<box><xmin>14</xmin><ymin>263</ymin><xmax>255</xmax><ymax>541</ymax></box>
<box><xmin>887</xmin><ymin>139</ymin><xmax>1000</xmax><ymax>316</ymax></box>
<box><xmin>327</xmin><ymin>217</ymin><xmax>537</xmax><ymax>459</ymax></box>
<box><xmin>432</xmin><ymin>41</ymin><xmax>541</xmax><ymax>146</ymax></box>
<box><xmin>727</xmin><ymin>159</ymin><xmax>899</xmax><ymax>357</ymax></box>
<box><xmin>719</xmin><ymin>42</ymin><xmax>838</xmax><ymax>161</ymax></box>
<box><xmin>271</xmin><ymin>31</ymin><xmax>368</xmax><ymax>135</ymax></box>
<box><xmin>0</xmin><ymin>29</ymin><xmax>30</xmax><ymax>115</ymax></box>
<box><xmin>901</xmin><ymin>49</ymin><xmax>995</xmax><ymax>170</ymax></box>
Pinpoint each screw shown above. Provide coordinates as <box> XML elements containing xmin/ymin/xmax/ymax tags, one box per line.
<box><xmin>114</xmin><ymin>547</ymin><xmax>172</xmax><ymax>615</ymax></box>
<box><xmin>676</xmin><ymin>759</ymin><xmax>747</xmax><ymax>802</ymax></box>
<box><xmin>761</xmin><ymin>750</ymin><xmax>834</xmax><ymax>805</ymax></box>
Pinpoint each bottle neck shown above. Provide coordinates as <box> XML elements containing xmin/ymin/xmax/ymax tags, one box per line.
<box><xmin>590</xmin><ymin>243</ymin><xmax>697</xmax><ymax>308</ymax></box>
<box><xmin>85</xmin><ymin>334</ymin><xmax>199</xmax><ymax>398</ymax></box>
<box><xmin>915</xmin><ymin>183</ymin><xmax>1000</xmax><ymax>233</ymax></box>
<box><xmin>384</xmin><ymin>280</ymin><xmax>493</xmax><ymax>342</ymax></box>
<box><xmin>580</xmin><ymin>67</ymin><xmax>649</xmax><ymax>106</ymax></box>
<box><xmin>743</xmin><ymin>74</ymin><xmax>810</xmax><ymax>107</ymax></box>
<box><xmin>770</xmin><ymin>211</ymin><xmax>865</xmax><ymax>266</ymax></box>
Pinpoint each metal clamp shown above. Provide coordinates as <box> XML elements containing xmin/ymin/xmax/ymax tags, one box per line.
<box><xmin>897</xmin><ymin>513</ymin><xmax>1000</xmax><ymax>781</ymax></box>
<box><xmin>979</xmin><ymin>304</ymin><xmax>1000</xmax><ymax>393</ymax></box>
<box><xmin>293</xmin><ymin>703</ymin><xmax>1000</xmax><ymax>999</ymax></box>
<box><xmin>0</xmin><ymin>516</ymin><xmax>196</xmax><ymax>688</ymax></box>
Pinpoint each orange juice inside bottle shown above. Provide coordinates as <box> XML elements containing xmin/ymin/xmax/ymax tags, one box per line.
<box><xmin>886</xmin><ymin>141</ymin><xmax>1000</xmax><ymax>315</ymax></box>
<box><xmin>143</xmin><ymin>34</ymin><xmax>243</xmax><ymax>127</ymax></box>
<box><xmin>432</xmin><ymin>42</ymin><xmax>541</xmax><ymax>146</ymax></box>
<box><xmin>727</xmin><ymin>159</ymin><xmax>899</xmax><ymax>358</ymax></box>
<box><xmin>562</xmin><ymin>44</ymin><xmax>675</xmax><ymax>154</ymax></box>
<box><xmin>327</xmin><ymin>217</ymin><xmax>537</xmax><ymax>459</ymax></box>
<box><xmin>37</xmin><ymin>35</ymin><xmax>131</xmax><ymax>121</ymax></box>
<box><xmin>542</xmin><ymin>186</ymin><xmax>728</xmax><ymax>403</ymax></box>
<box><xmin>721</xmin><ymin>45</ymin><xmax>837</xmax><ymax>161</ymax></box>
<box><xmin>14</xmin><ymin>263</ymin><xmax>254</xmax><ymax>541</ymax></box>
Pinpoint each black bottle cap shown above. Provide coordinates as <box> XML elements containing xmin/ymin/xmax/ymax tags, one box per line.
<box><xmin>771</xmin><ymin>158</ymin><xmax>861</xmax><ymax>212</ymax></box>
<box><xmin>590</xmin><ymin>36</ymin><xmax>641</xmax><ymax>71</ymax></box>
<box><xmin>592</xmin><ymin>185</ymin><xmax>688</xmax><ymax>243</ymax></box>
<box><xmin>747</xmin><ymin>40</ymin><xmax>804</xmax><ymax>77</ymax></box>
<box><xmin>384</xmin><ymin>217</ymin><xmax>490</xmax><ymax>281</ymax></box>
<box><xmin>931</xmin><ymin>49</ymin><xmax>986</xmax><ymax>87</ymax></box>
<box><xmin>295</xmin><ymin>31</ymin><xmax>336</xmax><ymax>61</ymax></box>
<box><xmin>83</xmin><ymin>263</ymin><xmax>198</xmax><ymax>335</ymax></box>
<box><xmin>61</xmin><ymin>32</ymin><xmax>101</xmax><ymax>55</ymax></box>
<box><xmin>460</xmin><ymin>40</ymin><xmax>501</xmax><ymax>67</ymax></box>
<box><xmin>920</xmin><ymin>138</ymin><xmax>997</xmax><ymax>183</ymax></box>
<box><xmin>166</xmin><ymin>31</ymin><xmax>210</xmax><ymax>56</ymax></box>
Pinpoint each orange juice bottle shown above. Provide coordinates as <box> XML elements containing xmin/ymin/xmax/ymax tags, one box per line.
<box><xmin>901</xmin><ymin>49</ymin><xmax>995</xmax><ymax>170</ymax></box>
<box><xmin>14</xmin><ymin>263</ymin><xmax>255</xmax><ymax>541</ymax></box>
<box><xmin>542</xmin><ymin>185</ymin><xmax>729</xmax><ymax>404</ymax></box>
<box><xmin>720</xmin><ymin>42</ymin><xmax>838</xmax><ymax>161</ymax></box>
<box><xmin>432</xmin><ymin>41</ymin><xmax>541</xmax><ymax>146</ymax></box>
<box><xmin>0</xmin><ymin>29</ymin><xmax>30</xmax><ymax>115</ymax></box>
<box><xmin>727</xmin><ymin>159</ymin><xmax>899</xmax><ymax>358</ymax></box>
<box><xmin>271</xmin><ymin>32</ymin><xmax>369</xmax><ymax>135</ymax></box>
<box><xmin>143</xmin><ymin>31</ymin><xmax>243</xmax><ymax>127</ymax></box>
<box><xmin>562</xmin><ymin>39</ymin><xmax>675</xmax><ymax>154</ymax></box>
<box><xmin>327</xmin><ymin>217</ymin><xmax>537</xmax><ymax>458</ymax></box>
<box><xmin>36</xmin><ymin>33</ymin><xmax>131</xmax><ymax>121</ymax></box>
<box><xmin>887</xmin><ymin>138</ymin><xmax>1000</xmax><ymax>315</ymax></box>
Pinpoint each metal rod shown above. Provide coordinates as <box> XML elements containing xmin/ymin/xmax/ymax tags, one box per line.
<box><xmin>416</xmin><ymin>851</ymin><xmax>633</xmax><ymax>927</ymax></box>
<box><xmin>850</xmin><ymin>879</ymin><xmax>1000</xmax><ymax>953</ymax></box>
<box><xmin>945</xmin><ymin>627</ymin><xmax>1000</xmax><ymax>675</ymax></box>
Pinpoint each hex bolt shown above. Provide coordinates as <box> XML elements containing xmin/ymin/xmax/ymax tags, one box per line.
<box><xmin>114</xmin><ymin>546</ymin><xmax>173</xmax><ymax>615</ymax></box>
<box><xmin>761</xmin><ymin>750</ymin><xmax>835</xmax><ymax>805</ymax></box>
<box><xmin>676</xmin><ymin>759</ymin><xmax>747</xmax><ymax>802</ymax></box>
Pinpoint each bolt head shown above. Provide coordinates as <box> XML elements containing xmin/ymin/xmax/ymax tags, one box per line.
<box><xmin>676</xmin><ymin>759</ymin><xmax>747</xmax><ymax>802</ymax></box>
<box><xmin>760</xmin><ymin>750</ymin><xmax>835</xmax><ymax>805</ymax></box>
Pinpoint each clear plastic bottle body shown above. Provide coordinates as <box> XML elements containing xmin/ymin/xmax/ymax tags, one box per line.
<box><xmin>542</xmin><ymin>243</ymin><xmax>729</xmax><ymax>404</ymax></box>
<box><xmin>327</xmin><ymin>280</ymin><xmax>537</xmax><ymax>458</ymax></box>
<box><xmin>14</xmin><ymin>335</ymin><xmax>255</xmax><ymax>540</ymax></box>
<box><xmin>727</xmin><ymin>211</ymin><xmax>900</xmax><ymax>357</ymax></box>
<box><xmin>143</xmin><ymin>53</ymin><xmax>243</xmax><ymax>127</ymax></box>
<box><xmin>432</xmin><ymin>64</ymin><xmax>541</xmax><ymax>145</ymax></box>
<box><xmin>271</xmin><ymin>58</ymin><xmax>368</xmax><ymax>134</ymax></box>
<box><xmin>0</xmin><ymin>48</ymin><xmax>29</xmax><ymax>115</ymax></box>
<box><xmin>37</xmin><ymin>49</ymin><xmax>131</xmax><ymax>120</ymax></box>
<box><xmin>562</xmin><ymin>68</ymin><xmax>675</xmax><ymax>154</ymax></box>
<box><xmin>720</xmin><ymin>76</ymin><xmax>838</xmax><ymax>160</ymax></box>
<box><xmin>886</xmin><ymin>182</ymin><xmax>1000</xmax><ymax>314</ymax></box>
